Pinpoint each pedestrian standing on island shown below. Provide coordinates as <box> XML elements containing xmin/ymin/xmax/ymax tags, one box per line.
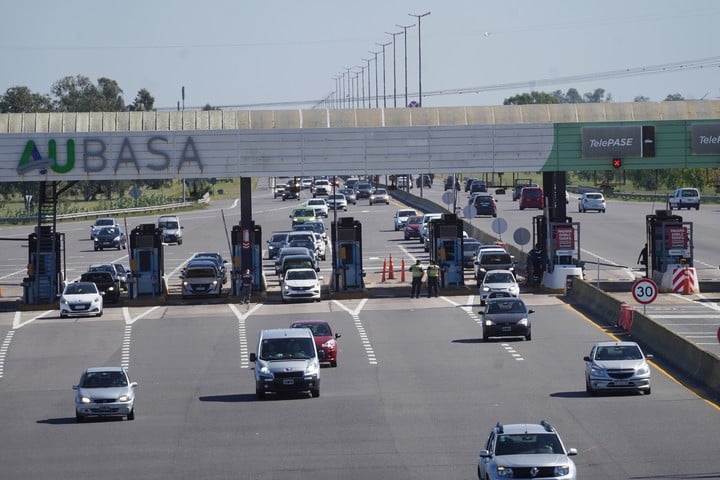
<box><xmin>409</xmin><ymin>260</ymin><xmax>424</xmax><ymax>298</ymax></box>
<box><xmin>426</xmin><ymin>260</ymin><xmax>440</xmax><ymax>297</ymax></box>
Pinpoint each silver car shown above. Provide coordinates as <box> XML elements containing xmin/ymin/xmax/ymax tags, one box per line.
<box><xmin>479</xmin><ymin>270</ymin><xmax>520</xmax><ymax>305</ymax></box>
<box><xmin>577</xmin><ymin>192</ymin><xmax>606</xmax><ymax>213</ymax></box>
<box><xmin>478</xmin><ymin>421</ymin><xmax>578</xmax><ymax>480</ymax></box>
<box><xmin>73</xmin><ymin>366</ymin><xmax>137</xmax><ymax>422</ymax></box>
<box><xmin>369</xmin><ymin>187</ymin><xmax>390</xmax><ymax>205</ymax></box>
<box><xmin>584</xmin><ymin>341</ymin><xmax>653</xmax><ymax>395</ymax></box>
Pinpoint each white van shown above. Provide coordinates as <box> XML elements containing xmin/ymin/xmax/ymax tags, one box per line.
<box><xmin>157</xmin><ymin>215</ymin><xmax>183</xmax><ymax>245</ymax></box>
<box><xmin>249</xmin><ymin>328</ymin><xmax>320</xmax><ymax>399</ymax></box>
<box><xmin>668</xmin><ymin>187</ymin><xmax>700</xmax><ymax>210</ymax></box>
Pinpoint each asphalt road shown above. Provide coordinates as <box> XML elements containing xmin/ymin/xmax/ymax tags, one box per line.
<box><xmin>0</xmin><ymin>181</ymin><xmax>719</xmax><ymax>479</ymax></box>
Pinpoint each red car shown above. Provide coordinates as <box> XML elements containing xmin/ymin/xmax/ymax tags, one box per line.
<box><xmin>519</xmin><ymin>186</ymin><xmax>544</xmax><ymax>210</ymax></box>
<box><xmin>403</xmin><ymin>215</ymin><xmax>423</xmax><ymax>240</ymax></box>
<box><xmin>290</xmin><ymin>320</ymin><xmax>340</xmax><ymax>367</ymax></box>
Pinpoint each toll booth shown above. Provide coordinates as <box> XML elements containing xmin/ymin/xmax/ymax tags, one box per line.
<box><xmin>645</xmin><ymin>210</ymin><xmax>693</xmax><ymax>288</ymax></box>
<box><xmin>331</xmin><ymin>217</ymin><xmax>364</xmax><ymax>290</ymax></box>
<box><xmin>128</xmin><ymin>223</ymin><xmax>164</xmax><ymax>297</ymax></box>
<box><xmin>231</xmin><ymin>222</ymin><xmax>263</xmax><ymax>296</ymax></box>
<box><xmin>24</xmin><ymin>226</ymin><xmax>65</xmax><ymax>305</ymax></box>
<box><xmin>428</xmin><ymin>214</ymin><xmax>464</xmax><ymax>287</ymax></box>
<box><xmin>532</xmin><ymin>214</ymin><xmax>583</xmax><ymax>289</ymax></box>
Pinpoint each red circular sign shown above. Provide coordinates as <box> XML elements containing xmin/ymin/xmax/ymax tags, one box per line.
<box><xmin>632</xmin><ymin>278</ymin><xmax>658</xmax><ymax>304</ymax></box>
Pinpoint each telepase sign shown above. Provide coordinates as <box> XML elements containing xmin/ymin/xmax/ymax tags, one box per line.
<box><xmin>691</xmin><ymin>124</ymin><xmax>720</xmax><ymax>155</ymax></box>
<box><xmin>581</xmin><ymin>126</ymin><xmax>651</xmax><ymax>158</ymax></box>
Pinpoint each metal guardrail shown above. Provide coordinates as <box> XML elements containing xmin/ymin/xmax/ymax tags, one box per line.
<box><xmin>0</xmin><ymin>201</ymin><xmax>195</xmax><ymax>225</ymax></box>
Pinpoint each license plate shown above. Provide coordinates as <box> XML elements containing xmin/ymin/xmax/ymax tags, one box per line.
<box><xmin>72</xmin><ymin>305</ymin><xmax>87</xmax><ymax>311</ymax></box>
<box><xmin>613</xmin><ymin>380</ymin><xmax>628</xmax><ymax>386</ymax></box>
<box><xmin>283</xmin><ymin>379</ymin><xmax>294</xmax><ymax>385</ymax></box>
<box><xmin>501</xmin><ymin>326</ymin><xmax>512</xmax><ymax>332</ymax></box>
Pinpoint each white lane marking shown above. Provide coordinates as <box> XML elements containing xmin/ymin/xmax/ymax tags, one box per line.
<box><xmin>332</xmin><ymin>299</ymin><xmax>375</xmax><ymax>364</ymax></box>
<box><xmin>123</xmin><ymin>306</ymin><xmax>161</xmax><ymax>325</ymax></box>
<box><xmin>502</xmin><ymin>343</ymin><xmax>525</xmax><ymax>361</ymax></box>
<box><xmin>0</xmin><ymin>330</ymin><xmax>15</xmax><ymax>378</ymax></box>
<box><xmin>228</xmin><ymin>303</ymin><xmax>263</xmax><ymax>369</ymax></box>
<box><xmin>581</xmin><ymin>248</ymin><xmax>637</xmax><ymax>280</ymax></box>
<box><xmin>121</xmin><ymin>325</ymin><xmax>132</xmax><ymax>369</ymax></box>
<box><xmin>12</xmin><ymin>310</ymin><xmax>54</xmax><ymax>329</ymax></box>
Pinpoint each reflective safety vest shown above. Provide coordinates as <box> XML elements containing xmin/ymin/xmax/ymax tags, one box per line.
<box><xmin>427</xmin><ymin>264</ymin><xmax>440</xmax><ymax>277</ymax></box>
<box><xmin>409</xmin><ymin>264</ymin><xmax>424</xmax><ymax>278</ymax></box>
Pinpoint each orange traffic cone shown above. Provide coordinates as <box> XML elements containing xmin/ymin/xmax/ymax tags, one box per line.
<box><xmin>388</xmin><ymin>254</ymin><xmax>395</xmax><ymax>280</ymax></box>
<box><xmin>381</xmin><ymin>258</ymin><xmax>387</xmax><ymax>283</ymax></box>
<box><xmin>684</xmin><ymin>266</ymin><xmax>691</xmax><ymax>294</ymax></box>
<box><xmin>401</xmin><ymin>257</ymin><xmax>406</xmax><ymax>282</ymax></box>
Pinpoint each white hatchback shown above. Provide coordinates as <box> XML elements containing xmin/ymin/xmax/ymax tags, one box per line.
<box><xmin>578</xmin><ymin>192</ymin><xmax>606</xmax><ymax>213</ymax></box>
<box><xmin>479</xmin><ymin>270</ymin><xmax>520</xmax><ymax>305</ymax></box>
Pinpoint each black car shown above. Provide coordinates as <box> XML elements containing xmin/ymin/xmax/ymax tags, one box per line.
<box><xmin>444</xmin><ymin>177</ymin><xmax>461</xmax><ymax>190</ymax></box>
<box><xmin>416</xmin><ymin>174</ymin><xmax>432</xmax><ymax>188</ymax></box>
<box><xmin>282</xmin><ymin>186</ymin><xmax>301</xmax><ymax>201</ymax></box>
<box><xmin>266</xmin><ymin>232</ymin><xmax>290</xmax><ymax>260</ymax></box>
<box><xmin>462</xmin><ymin>240</ymin><xmax>482</xmax><ymax>268</ymax></box>
<box><xmin>93</xmin><ymin>226</ymin><xmax>127</xmax><ymax>251</ymax></box>
<box><xmin>80</xmin><ymin>271</ymin><xmax>121</xmax><ymax>303</ymax></box>
<box><xmin>473</xmin><ymin>193</ymin><xmax>497</xmax><ymax>217</ymax></box>
<box><xmin>354</xmin><ymin>182</ymin><xmax>374</xmax><ymax>199</ymax></box>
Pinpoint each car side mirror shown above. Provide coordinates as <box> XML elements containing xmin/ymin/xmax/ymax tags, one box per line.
<box><xmin>528</xmin><ymin>309</ymin><xmax>535</xmax><ymax>314</ymax></box>
<box><xmin>72</xmin><ymin>385</ymin><xmax>78</xmax><ymax>390</ymax></box>
<box><xmin>130</xmin><ymin>382</ymin><xmax>138</xmax><ymax>388</ymax></box>
<box><xmin>645</xmin><ymin>354</ymin><xmax>654</xmax><ymax>360</ymax></box>
<box><xmin>249</xmin><ymin>353</ymin><xmax>257</xmax><ymax>362</ymax></box>
<box><xmin>583</xmin><ymin>356</ymin><xmax>591</xmax><ymax>361</ymax></box>
<box><xmin>335</xmin><ymin>333</ymin><xmax>341</xmax><ymax>339</ymax></box>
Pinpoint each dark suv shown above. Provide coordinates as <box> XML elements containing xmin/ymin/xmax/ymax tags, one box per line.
<box><xmin>354</xmin><ymin>182</ymin><xmax>374</xmax><ymax>199</ymax></box>
<box><xmin>80</xmin><ymin>271</ymin><xmax>121</xmax><ymax>303</ymax></box>
<box><xmin>474</xmin><ymin>248</ymin><xmax>515</xmax><ymax>282</ymax></box>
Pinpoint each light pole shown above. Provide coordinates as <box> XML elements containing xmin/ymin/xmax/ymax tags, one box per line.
<box><xmin>409</xmin><ymin>11</ymin><xmax>431</xmax><ymax>106</ymax></box>
<box><xmin>344</xmin><ymin>67</ymin><xmax>352</xmax><ymax>109</ymax></box>
<box><xmin>369</xmin><ymin>51</ymin><xmax>380</xmax><ymax>108</ymax></box>
<box><xmin>376</xmin><ymin>41</ymin><xmax>391</xmax><ymax>108</ymax></box>
<box><xmin>396</xmin><ymin>23</ymin><xmax>415</xmax><ymax>107</ymax></box>
<box><xmin>357</xmin><ymin>65</ymin><xmax>366</xmax><ymax>108</ymax></box>
<box><xmin>385</xmin><ymin>31</ymin><xmax>403</xmax><ymax>107</ymax></box>
<box><xmin>362</xmin><ymin>58</ymin><xmax>372</xmax><ymax>108</ymax></box>
<box><xmin>354</xmin><ymin>70</ymin><xmax>360</xmax><ymax>109</ymax></box>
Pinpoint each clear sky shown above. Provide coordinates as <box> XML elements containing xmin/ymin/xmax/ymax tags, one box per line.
<box><xmin>2</xmin><ymin>0</ymin><xmax>719</xmax><ymax>110</ymax></box>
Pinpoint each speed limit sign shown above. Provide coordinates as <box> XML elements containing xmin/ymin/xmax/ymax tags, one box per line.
<box><xmin>632</xmin><ymin>278</ymin><xmax>658</xmax><ymax>304</ymax></box>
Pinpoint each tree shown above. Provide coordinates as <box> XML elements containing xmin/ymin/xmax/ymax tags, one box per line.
<box><xmin>583</xmin><ymin>88</ymin><xmax>609</xmax><ymax>103</ymax></box>
<box><xmin>130</xmin><ymin>88</ymin><xmax>155</xmax><ymax>111</ymax></box>
<box><xmin>665</xmin><ymin>93</ymin><xmax>684</xmax><ymax>101</ymax></box>
<box><xmin>202</xmin><ymin>103</ymin><xmax>220</xmax><ymax>111</ymax></box>
<box><xmin>634</xmin><ymin>96</ymin><xmax>651</xmax><ymax>102</ymax></box>
<box><xmin>0</xmin><ymin>86</ymin><xmax>54</xmax><ymax>113</ymax></box>
<box><xmin>503</xmin><ymin>91</ymin><xmax>560</xmax><ymax>105</ymax></box>
<box><xmin>50</xmin><ymin>75</ymin><xmax>125</xmax><ymax>112</ymax></box>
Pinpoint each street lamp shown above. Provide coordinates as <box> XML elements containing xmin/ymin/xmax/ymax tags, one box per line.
<box><xmin>376</xmin><ymin>41</ymin><xmax>391</xmax><ymax>108</ymax></box>
<box><xmin>409</xmin><ymin>11</ymin><xmax>431</xmax><ymax>106</ymax></box>
<box><xmin>369</xmin><ymin>50</ymin><xmax>380</xmax><ymax>108</ymax></box>
<box><xmin>396</xmin><ymin>23</ymin><xmax>415</xmax><ymax>107</ymax></box>
<box><xmin>385</xmin><ymin>31</ymin><xmax>403</xmax><ymax>107</ymax></box>
<box><xmin>362</xmin><ymin>58</ymin><xmax>372</xmax><ymax>108</ymax></box>
<box><xmin>344</xmin><ymin>67</ymin><xmax>352</xmax><ymax>109</ymax></box>
<box><xmin>357</xmin><ymin>65</ymin><xmax>366</xmax><ymax>108</ymax></box>
<box><xmin>353</xmin><ymin>70</ymin><xmax>360</xmax><ymax>109</ymax></box>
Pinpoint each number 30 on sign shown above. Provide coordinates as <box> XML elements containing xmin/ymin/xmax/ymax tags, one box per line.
<box><xmin>632</xmin><ymin>278</ymin><xmax>658</xmax><ymax>304</ymax></box>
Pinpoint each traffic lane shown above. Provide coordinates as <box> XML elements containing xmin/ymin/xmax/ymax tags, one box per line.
<box><xmin>0</xmin><ymin>309</ymin><xmax>128</xmax><ymax>479</ymax></box>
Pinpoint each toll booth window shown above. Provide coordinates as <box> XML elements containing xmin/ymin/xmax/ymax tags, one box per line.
<box><xmin>442</xmin><ymin>240</ymin><xmax>455</xmax><ymax>261</ymax></box>
<box><xmin>139</xmin><ymin>250</ymin><xmax>152</xmax><ymax>271</ymax></box>
<box><xmin>340</xmin><ymin>244</ymin><xmax>354</xmax><ymax>263</ymax></box>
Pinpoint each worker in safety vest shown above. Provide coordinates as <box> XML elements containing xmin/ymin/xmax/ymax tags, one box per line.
<box><xmin>426</xmin><ymin>260</ymin><xmax>440</xmax><ymax>297</ymax></box>
<box><xmin>409</xmin><ymin>260</ymin><xmax>424</xmax><ymax>298</ymax></box>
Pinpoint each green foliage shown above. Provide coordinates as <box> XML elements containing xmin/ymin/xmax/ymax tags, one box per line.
<box><xmin>0</xmin><ymin>86</ymin><xmax>54</xmax><ymax>113</ymax></box>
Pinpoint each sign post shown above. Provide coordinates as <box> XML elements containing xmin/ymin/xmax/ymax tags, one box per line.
<box><xmin>632</xmin><ymin>278</ymin><xmax>658</xmax><ymax>315</ymax></box>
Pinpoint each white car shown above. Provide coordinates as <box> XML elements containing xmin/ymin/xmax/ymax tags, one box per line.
<box><xmin>668</xmin><ymin>187</ymin><xmax>700</xmax><ymax>210</ymax></box>
<box><xmin>281</xmin><ymin>268</ymin><xmax>322</xmax><ymax>303</ymax></box>
<box><xmin>393</xmin><ymin>208</ymin><xmax>418</xmax><ymax>231</ymax></box>
<box><xmin>326</xmin><ymin>193</ymin><xmax>348</xmax><ymax>211</ymax></box>
<box><xmin>73</xmin><ymin>366</ymin><xmax>137</xmax><ymax>422</ymax></box>
<box><xmin>479</xmin><ymin>270</ymin><xmax>520</xmax><ymax>305</ymax></box>
<box><xmin>59</xmin><ymin>281</ymin><xmax>104</xmax><ymax>318</ymax></box>
<box><xmin>578</xmin><ymin>192</ymin><xmax>606</xmax><ymax>213</ymax></box>
<box><xmin>306</xmin><ymin>198</ymin><xmax>329</xmax><ymax>218</ymax></box>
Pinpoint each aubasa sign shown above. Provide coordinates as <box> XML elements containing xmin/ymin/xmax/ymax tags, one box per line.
<box><xmin>17</xmin><ymin>135</ymin><xmax>204</xmax><ymax>176</ymax></box>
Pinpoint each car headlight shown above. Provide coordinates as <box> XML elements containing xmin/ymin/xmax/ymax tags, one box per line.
<box><xmin>554</xmin><ymin>465</ymin><xmax>570</xmax><ymax>476</ymax></box>
<box><xmin>117</xmin><ymin>394</ymin><xmax>131</xmax><ymax>402</ymax></box>
<box><xmin>636</xmin><ymin>364</ymin><xmax>650</xmax><ymax>376</ymax></box>
<box><xmin>107</xmin><ymin>286</ymin><xmax>115</xmax><ymax>292</ymax></box>
<box><xmin>484</xmin><ymin>319</ymin><xmax>495</xmax><ymax>326</ymax></box>
<box><xmin>212</xmin><ymin>280</ymin><xmax>218</xmax><ymax>285</ymax></box>
<box><xmin>93</xmin><ymin>238</ymin><xmax>99</xmax><ymax>243</ymax></box>
<box><xmin>305</xmin><ymin>360</ymin><xmax>320</xmax><ymax>376</ymax></box>
<box><xmin>496</xmin><ymin>466</ymin><xmax>513</xmax><ymax>477</ymax></box>
<box><xmin>60</xmin><ymin>297</ymin><xmax>68</xmax><ymax>305</ymax></box>
<box><xmin>322</xmin><ymin>339</ymin><xmax>336</xmax><ymax>349</ymax></box>
<box><xmin>268</xmin><ymin>246</ymin><xmax>275</xmax><ymax>250</ymax></box>
<box><xmin>518</xmin><ymin>318</ymin><xmax>529</xmax><ymax>326</ymax></box>
<box><xmin>113</xmin><ymin>236</ymin><xmax>120</xmax><ymax>242</ymax></box>
<box><xmin>481</xmin><ymin>286</ymin><xmax>491</xmax><ymax>293</ymax></box>
<box><xmin>80</xmin><ymin>396</ymin><xmax>91</xmax><ymax>404</ymax></box>
<box><xmin>589</xmin><ymin>364</ymin><xmax>606</xmax><ymax>376</ymax></box>
<box><xmin>183</xmin><ymin>281</ymin><xmax>189</xmax><ymax>286</ymax></box>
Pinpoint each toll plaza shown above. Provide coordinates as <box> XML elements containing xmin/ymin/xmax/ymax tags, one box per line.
<box><xmin>23</xmin><ymin>226</ymin><xmax>65</xmax><ymax>305</ymax></box>
<box><xmin>428</xmin><ymin>213</ymin><xmax>464</xmax><ymax>287</ymax></box>
<box><xmin>231</xmin><ymin>222</ymin><xmax>263</xmax><ymax>296</ymax></box>
<box><xmin>645</xmin><ymin>210</ymin><xmax>696</xmax><ymax>293</ymax></box>
<box><xmin>331</xmin><ymin>217</ymin><xmax>364</xmax><ymax>290</ymax></box>
<box><xmin>128</xmin><ymin>223</ymin><xmax>164</xmax><ymax>298</ymax></box>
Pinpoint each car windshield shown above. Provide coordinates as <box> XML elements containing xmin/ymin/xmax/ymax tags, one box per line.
<box><xmin>374</xmin><ymin>189</ymin><xmax>388</xmax><ymax>195</ymax></box>
<box><xmin>81</xmin><ymin>273</ymin><xmax>112</xmax><ymax>283</ymax></box>
<box><xmin>586</xmin><ymin>193</ymin><xmax>602</xmax><ymax>200</ymax></box>
<box><xmin>523</xmin><ymin>189</ymin><xmax>541</xmax><ymax>199</ymax></box>
<box><xmin>271</xmin><ymin>233</ymin><xmax>288</xmax><ymax>242</ymax></box>
<box><xmin>486</xmin><ymin>300</ymin><xmax>526</xmax><ymax>314</ymax></box>
<box><xmin>158</xmin><ymin>220</ymin><xmax>179</xmax><ymax>229</ymax></box>
<box><xmin>294</xmin><ymin>209</ymin><xmax>315</xmax><ymax>217</ymax></box>
<box><xmin>65</xmin><ymin>283</ymin><xmax>98</xmax><ymax>295</ymax></box>
<box><xmin>485</xmin><ymin>272</ymin><xmax>515</xmax><ymax>283</ymax></box>
<box><xmin>185</xmin><ymin>267</ymin><xmax>217</xmax><ymax>278</ymax></box>
<box><xmin>95</xmin><ymin>219</ymin><xmax>115</xmax><ymax>227</ymax></box>
<box><xmin>464</xmin><ymin>242</ymin><xmax>481</xmax><ymax>253</ymax></box>
<box><xmin>595</xmin><ymin>345</ymin><xmax>643</xmax><ymax>360</ymax></box>
<box><xmin>407</xmin><ymin>216</ymin><xmax>423</xmax><ymax>225</ymax></box>
<box><xmin>482</xmin><ymin>253</ymin><xmax>511</xmax><ymax>265</ymax></box>
<box><xmin>286</xmin><ymin>270</ymin><xmax>317</xmax><ymax>281</ymax></box>
<box><xmin>681</xmin><ymin>190</ymin><xmax>697</xmax><ymax>197</ymax></box>
<box><xmin>80</xmin><ymin>371</ymin><xmax>128</xmax><ymax>388</ymax></box>
<box><xmin>260</xmin><ymin>338</ymin><xmax>315</xmax><ymax>360</ymax></box>
<box><xmin>495</xmin><ymin>433</ymin><xmax>563</xmax><ymax>455</ymax></box>
<box><xmin>292</xmin><ymin>323</ymin><xmax>331</xmax><ymax>336</ymax></box>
